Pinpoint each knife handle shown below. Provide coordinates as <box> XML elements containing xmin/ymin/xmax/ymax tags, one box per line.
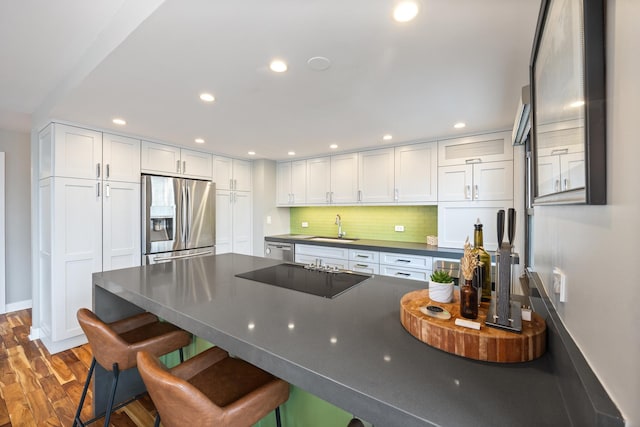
<box><xmin>497</xmin><ymin>210</ymin><xmax>505</xmax><ymax>248</ymax></box>
<box><xmin>508</xmin><ymin>208</ymin><xmax>516</xmax><ymax>245</ymax></box>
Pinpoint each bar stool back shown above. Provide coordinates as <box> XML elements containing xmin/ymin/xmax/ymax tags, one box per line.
<box><xmin>73</xmin><ymin>308</ymin><xmax>191</xmax><ymax>427</ymax></box>
<box><xmin>137</xmin><ymin>346</ymin><xmax>289</xmax><ymax>427</ymax></box>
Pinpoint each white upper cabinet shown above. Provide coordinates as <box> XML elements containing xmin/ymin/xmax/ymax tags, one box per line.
<box><xmin>213</xmin><ymin>156</ymin><xmax>252</xmax><ymax>191</ymax></box>
<box><xmin>103</xmin><ymin>133</ymin><xmax>141</xmax><ymax>182</ymax></box>
<box><xmin>438</xmin><ymin>161</ymin><xmax>513</xmax><ymax>201</ymax></box>
<box><xmin>141</xmin><ymin>141</ymin><xmax>181</xmax><ymax>174</ymax></box>
<box><xmin>394</xmin><ymin>142</ymin><xmax>438</xmax><ymax>203</ymax></box>
<box><xmin>141</xmin><ymin>141</ymin><xmax>212</xmax><ymax>179</ymax></box>
<box><xmin>358</xmin><ymin>148</ymin><xmax>395</xmax><ymax>203</ymax></box>
<box><xmin>437</xmin><ymin>131</ymin><xmax>512</xmax><ymax>167</ymax></box>
<box><xmin>330</xmin><ymin>153</ymin><xmax>359</xmax><ymax>204</ymax></box>
<box><xmin>40</xmin><ymin>123</ymin><xmax>102</xmax><ymax>180</ymax></box>
<box><xmin>306</xmin><ymin>157</ymin><xmax>331</xmax><ymax>204</ymax></box>
<box><xmin>277</xmin><ymin>160</ymin><xmax>306</xmax><ymax>206</ymax></box>
<box><xmin>181</xmin><ymin>148</ymin><xmax>213</xmax><ymax>179</ymax></box>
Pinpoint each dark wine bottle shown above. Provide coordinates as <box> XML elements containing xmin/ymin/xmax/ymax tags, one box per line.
<box><xmin>473</xmin><ymin>219</ymin><xmax>492</xmax><ymax>302</ymax></box>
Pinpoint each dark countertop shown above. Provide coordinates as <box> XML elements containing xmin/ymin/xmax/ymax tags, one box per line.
<box><xmin>94</xmin><ymin>253</ymin><xmax>566</xmax><ymax>427</ymax></box>
<box><xmin>266</xmin><ymin>234</ymin><xmax>466</xmax><ymax>258</ymax></box>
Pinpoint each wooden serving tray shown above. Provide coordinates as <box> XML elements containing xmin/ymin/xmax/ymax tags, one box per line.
<box><xmin>400</xmin><ymin>289</ymin><xmax>546</xmax><ymax>363</ymax></box>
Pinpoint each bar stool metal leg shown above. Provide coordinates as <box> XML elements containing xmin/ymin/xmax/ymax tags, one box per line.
<box><xmin>275</xmin><ymin>407</ymin><xmax>283</xmax><ymax>427</ymax></box>
<box><xmin>103</xmin><ymin>363</ymin><xmax>120</xmax><ymax>427</ymax></box>
<box><xmin>73</xmin><ymin>358</ymin><xmax>97</xmax><ymax>427</ymax></box>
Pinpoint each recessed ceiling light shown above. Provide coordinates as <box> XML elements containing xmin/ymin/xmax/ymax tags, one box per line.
<box><xmin>270</xmin><ymin>60</ymin><xmax>288</xmax><ymax>73</ymax></box>
<box><xmin>454</xmin><ymin>122</ymin><xmax>466</xmax><ymax>129</ymax></box>
<box><xmin>248</xmin><ymin>151</ymin><xmax>256</xmax><ymax>156</ymax></box>
<box><xmin>393</xmin><ymin>1</ymin><xmax>419</xmax><ymax>22</ymax></box>
<box><xmin>383</xmin><ymin>134</ymin><xmax>393</xmax><ymax>141</ymax></box>
<box><xmin>112</xmin><ymin>118</ymin><xmax>126</xmax><ymax>125</ymax></box>
<box><xmin>194</xmin><ymin>138</ymin><xmax>205</xmax><ymax>144</ymax></box>
<box><xmin>199</xmin><ymin>93</ymin><xmax>215</xmax><ymax>102</ymax></box>
<box><xmin>329</xmin><ymin>144</ymin><xmax>338</xmax><ymax>149</ymax></box>
<box><xmin>287</xmin><ymin>151</ymin><xmax>296</xmax><ymax>156</ymax></box>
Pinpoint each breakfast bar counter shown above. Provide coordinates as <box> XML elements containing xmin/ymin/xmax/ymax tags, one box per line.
<box><xmin>92</xmin><ymin>253</ymin><xmax>570</xmax><ymax>427</ymax></box>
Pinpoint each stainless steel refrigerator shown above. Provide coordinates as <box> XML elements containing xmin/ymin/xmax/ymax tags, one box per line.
<box><xmin>142</xmin><ymin>175</ymin><xmax>215</xmax><ymax>264</ymax></box>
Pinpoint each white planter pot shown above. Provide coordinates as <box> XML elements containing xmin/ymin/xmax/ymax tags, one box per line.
<box><xmin>429</xmin><ymin>281</ymin><xmax>454</xmax><ymax>303</ymax></box>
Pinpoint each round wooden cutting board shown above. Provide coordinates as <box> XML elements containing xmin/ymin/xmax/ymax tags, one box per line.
<box><xmin>400</xmin><ymin>289</ymin><xmax>546</xmax><ymax>363</ymax></box>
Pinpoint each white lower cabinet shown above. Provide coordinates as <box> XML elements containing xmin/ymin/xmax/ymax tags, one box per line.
<box><xmin>216</xmin><ymin>190</ymin><xmax>252</xmax><ymax>255</ymax></box>
<box><xmin>39</xmin><ymin>177</ymin><xmax>141</xmax><ymax>351</ymax></box>
<box><xmin>102</xmin><ymin>181</ymin><xmax>141</xmax><ymax>270</ymax></box>
<box><xmin>379</xmin><ymin>252</ymin><xmax>432</xmax><ymax>282</ymax></box>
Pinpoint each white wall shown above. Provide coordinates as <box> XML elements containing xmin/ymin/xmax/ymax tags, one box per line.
<box><xmin>0</xmin><ymin>129</ymin><xmax>32</xmax><ymax>305</ymax></box>
<box><xmin>532</xmin><ymin>1</ymin><xmax>639</xmax><ymax>425</ymax></box>
<box><xmin>251</xmin><ymin>159</ymin><xmax>290</xmax><ymax>255</ymax></box>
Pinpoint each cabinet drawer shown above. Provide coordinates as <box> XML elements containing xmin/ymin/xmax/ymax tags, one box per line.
<box><xmin>296</xmin><ymin>244</ymin><xmax>349</xmax><ymax>260</ymax></box>
<box><xmin>380</xmin><ymin>252</ymin><xmax>432</xmax><ymax>269</ymax></box>
<box><xmin>295</xmin><ymin>254</ymin><xmax>348</xmax><ymax>270</ymax></box>
<box><xmin>380</xmin><ymin>266</ymin><xmax>431</xmax><ymax>282</ymax></box>
<box><xmin>348</xmin><ymin>261</ymin><xmax>379</xmax><ymax>275</ymax></box>
<box><xmin>348</xmin><ymin>249</ymin><xmax>379</xmax><ymax>263</ymax></box>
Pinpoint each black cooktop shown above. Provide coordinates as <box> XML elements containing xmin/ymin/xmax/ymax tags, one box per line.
<box><xmin>236</xmin><ymin>263</ymin><xmax>370</xmax><ymax>298</ymax></box>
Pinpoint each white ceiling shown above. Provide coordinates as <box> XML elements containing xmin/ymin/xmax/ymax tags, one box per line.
<box><xmin>0</xmin><ymin>0</ymin><xmax>540</xmax><ymax>160</ymax></box>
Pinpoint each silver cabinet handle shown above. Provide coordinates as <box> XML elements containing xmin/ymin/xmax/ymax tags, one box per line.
<box><xmin>96</xmin><ymin>163</ymin><xmax>101</xmax><ymax>178</ymax></box>
<box><xmin>563</xmin><ymin>178</ymin><xmax>568</xmax><ymax>190</ymax></box>
<box><xmin>230</xmin><ymin>179</ymin><xmax>233</xmax><ymax>189</ymax></box>
<box><xmin>554</xmin><ymin>179</ymin><xmax>560</xmax><ymax>192</ymax></box>
<box><xmin>183</xmin><ymin>161</ymin><xmax>187</xmax><ymax>174</ymax></box>
<box><xmin>355</xmin><ymin>263</ymin><xmax>368</xmax><ymax>268</ymax></box>
<box><xmin>176</xmin><ymin>160</ymin><xmax>181</xmax><ymax>173</ymax></box>
<box><xmin>105</xmin><ymin>184</ymin><xmax>110</xmax><ymax>198</ymax></box>
<box><xmin>551</xmin><ymin>148</ymin><xmax>569</xmax><ymax>155</ymax></box>
<box><xmin>395</xmin><ymin>272</ymin><xmax>411</xmax><ymax>277</ymax></box>
<box><xmin>358</xmin><ymin>190</ymin><xmax>362</xmax><ymax>202</ymax></box>
<box><xmin>465</xmin><ymin>185</ymin><xmax>472</xmax><ymax>199</ymax></box>
<box><xmin>326</xmin><ymin>192</ymin><xmax>330</xmax><ymax>203</ymax></box>
<box><xmin>396</xmin><ymin>259</ymin><xmax>411</xmax><ymax>263</ymax></box>
<box><xmin>356</xmin><ymin>254</ymin><xmax>368</xmax><ymax>258</ymax></box>
<box><xmin>106</xmin><ymin>164</ymin><xmax>110</xmax><ymax>179</ymax></box>
<box><xmin>290</xmin><ymin>193</ymin><xmax>294</xmax><ymax>204</ymax></box>
<box><xmin>465</xmin><ymin>158</ymin><xmax>481</xmax><ymax>164</ymax></box>
<box><xmin>96</xmin><ymin>182</ymin><xmax>100</xmax><ymax>197</ymax></box>
<box><xmin>234</xmin><ymin>179</ymin><xmax>237</xmax><ymax>190</ymax></box>
<box><xmin>330</xmin><ymin>192</ymin><xmax>334</xmax><ymax>203</ymax></box>
<box><xmin>474</xmin><ymin>184</ymin><xmax>479</xmax><ymax>200</ymax></box>
<box><xmin>394</xmin><ymin>188</ymin><xmax>399</xmax><ymax>201</ymax></box>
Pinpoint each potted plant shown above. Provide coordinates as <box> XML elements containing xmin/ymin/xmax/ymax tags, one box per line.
<box><xmin>429</xmin><ymin>270</ymin><xmax>454</xmax><ymax>303</ymax></box>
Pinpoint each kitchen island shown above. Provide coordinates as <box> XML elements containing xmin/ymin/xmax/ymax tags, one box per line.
<box><xmin>93</xmin><ymin>253</ymin><xmax>569</xmax><ymax>427</ymax></box>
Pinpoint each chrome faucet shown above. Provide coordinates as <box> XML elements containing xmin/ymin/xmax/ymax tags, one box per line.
<box><xmin>335</xmin><ymin>214</ymin><xmax>346</xmax><ymax>238</ymax></box>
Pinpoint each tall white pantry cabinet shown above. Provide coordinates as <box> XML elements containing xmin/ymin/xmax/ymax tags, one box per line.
<box><xmin>38</xmin><ymin>123</ymin><xmax>141</xmax><ymax>353</ymax></box>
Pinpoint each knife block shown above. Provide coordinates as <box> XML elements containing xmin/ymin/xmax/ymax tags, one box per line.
<box><xmin>486</xmin><ymin>243</ymin><xmax>522</xmax><ymax>333</ymax></box>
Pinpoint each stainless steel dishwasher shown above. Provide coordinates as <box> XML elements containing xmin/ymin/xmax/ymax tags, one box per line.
<box><xmin>264</xmin><ymin>241</ymin><xmax>294</xmax><ymax>262</ymax></box>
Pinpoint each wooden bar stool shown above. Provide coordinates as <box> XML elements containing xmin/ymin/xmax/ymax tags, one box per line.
<box><xmin>73</xmin><ymin>308</ymin><xmax>192</xmax><ymax>427</ymax></box>
<box><xmin>137</xmin><ymin>346</ymin><xmax>290</xmax><ymax>427</ymax></box>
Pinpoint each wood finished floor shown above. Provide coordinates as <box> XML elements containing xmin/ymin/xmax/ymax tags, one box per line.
<box><xmin>0</xmin><ymin>309</ymin><xmax>157</xmax><ymax>427</ymax></box>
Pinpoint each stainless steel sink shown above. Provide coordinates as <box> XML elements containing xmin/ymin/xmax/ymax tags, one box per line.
<box><xmin>308</xmin><ymin>237</ymin><xmax>358</xmax><ymax>243</ymax></box>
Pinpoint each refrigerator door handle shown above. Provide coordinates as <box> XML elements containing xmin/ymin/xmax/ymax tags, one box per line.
<box><xmin>186</xmin><ymin>185</ymin><xmax>191</xmax><ymax>242</ymax></box>
<box><xmin>182</xmin><ymin>184</ymin><xmax>188</xmax><ymax>246</ymax></box>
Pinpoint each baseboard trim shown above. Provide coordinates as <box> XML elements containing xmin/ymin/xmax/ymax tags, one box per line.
<box><xmin>38</xmin><ymin>333</ymin><xmax>88</xmax><ymax>355</ymax></box>
<box><xmin>29</xmin><ymin>327</ymin><xmax>42</xmax><ymax>340</ymax></box>
<box><xmin>2</xmin><ymin>299</ymin><xmax>32</xmax><ymax>314</ymax></box>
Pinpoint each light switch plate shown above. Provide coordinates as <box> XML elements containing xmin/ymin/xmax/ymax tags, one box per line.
<box><xmin>553</xmin><ymin>267</ymin><xmax>567</xmax><ymax>302</ymax></box>
<box><xmin>301</xmin><ymin>222</ymin><xmax>309</xmax><ymax>228</ymax></box>
<box><xmin>394</xmin><ymin>225</ymin><xmax>405</xmax><ymax>232</ymax></box>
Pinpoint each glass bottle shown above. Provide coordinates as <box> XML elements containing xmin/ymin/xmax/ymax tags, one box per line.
<box><xmin>473</xmin><ymin>220</ymin><xmax>492</xmax><ymax>302</ymax></box>
<box><xmin>459</xmin><ymin>279</ymin><xmax>478</xmax><ymax>319</ymax></box>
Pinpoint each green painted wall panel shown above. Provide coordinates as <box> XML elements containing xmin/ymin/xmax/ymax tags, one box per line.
<box><xmin>290</xmin><ymin>205</ymin><xmax>437</xmax><ymax>243</ymax></box>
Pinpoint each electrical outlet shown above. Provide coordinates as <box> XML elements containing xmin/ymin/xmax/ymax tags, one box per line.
<box><xmin>301</xmin><ymin>222</ymin><xmax>309</xmax><ymax>228</ymax></box>
<box><xmin>553</xmin><ymin>267</ymin><xmax>567</xmax><ymax>302</ymax></box>
<box><xmin>266</xmin><ymin>216</ymin><xmax>272</xmax><ymax>225</ymax></box>
<box><xmin>394</xmin><ymin>225</ymin><xmax>405</xmax><ymax>232</ymax></box>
